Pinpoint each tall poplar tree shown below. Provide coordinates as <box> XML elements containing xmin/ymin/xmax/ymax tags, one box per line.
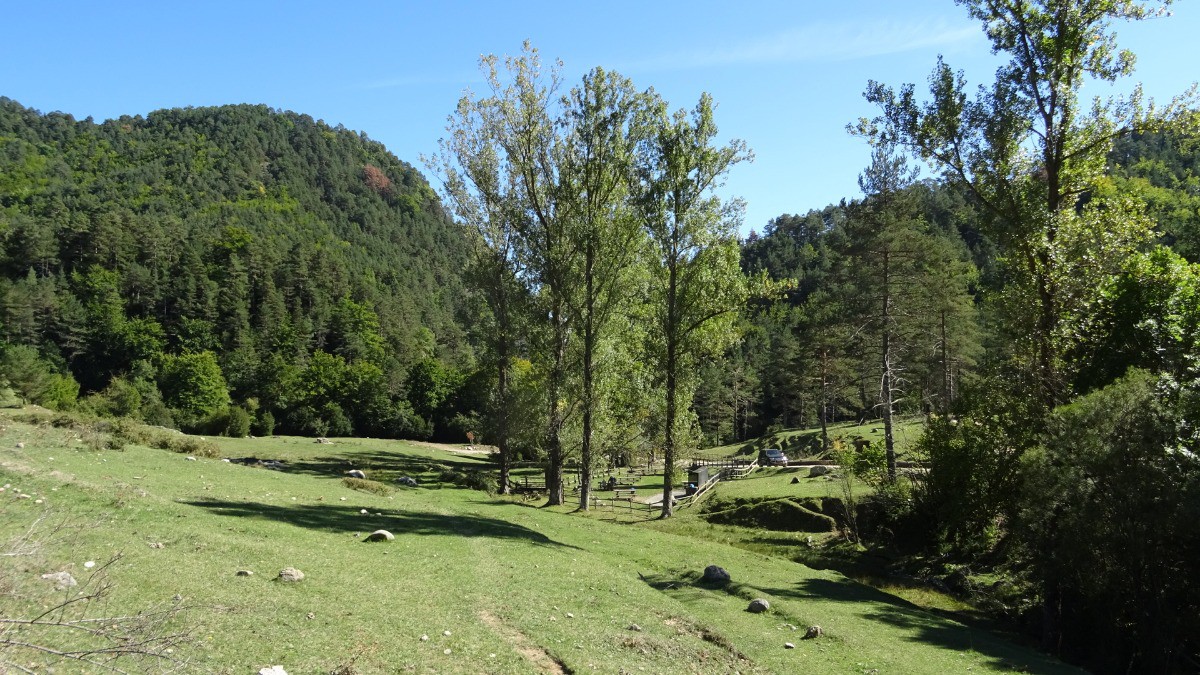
<box><xmin>634</xmin><ymin>93</ymin><xmax>752</xmax><ymax>518</ymax></box>
<box><xmin>560</xmin><ymin>68</ymin><xmax>647</xmax><ymax>509</ymax></box>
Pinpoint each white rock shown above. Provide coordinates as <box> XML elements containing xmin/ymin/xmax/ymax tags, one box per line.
<box><xmin>278</xmin><ymin>567</ymin><xmax>304</xmax><ymax>582</ymax></box>
<box><xmin>364</xmin><ymin>530</ymin><xmax>394</xmax><ymax>542</ymax></box>
<box><xmin>259</xmin><ymin>667</ymin><xmax>288</xmax><ymax>675</ymax></box>
<box><xmin>41</xmin><ymin>571</ymin><xmax>77</xmax><ymax>589</ymax></box>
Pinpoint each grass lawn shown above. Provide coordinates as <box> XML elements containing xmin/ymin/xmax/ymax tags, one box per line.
<box><xmin>699</xmin><ymin>418</ymin><xmax>926</xmax><ymax>461</ymax></box>
<box><xmin>0</xmin><ymin>409</ymin><xmax>1077</xmax><ymax>674</ymax></box>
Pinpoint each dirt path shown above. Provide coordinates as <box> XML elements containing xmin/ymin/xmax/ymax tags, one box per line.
<box><xmin>478</xmin><ymin>609</ymin><xmax>568</xmax><ymax>674</ymax></box>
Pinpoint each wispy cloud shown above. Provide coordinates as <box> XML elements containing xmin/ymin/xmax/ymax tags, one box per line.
<box><xmin>624</xmin><ymin>17</ymin><xmax>980</xmax><ymax>72</ymax></box>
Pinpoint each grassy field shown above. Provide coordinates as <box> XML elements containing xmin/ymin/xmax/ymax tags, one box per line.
<box><xmin>0</xmin><ymin>409</ymin><xmax>1076</xmax><ymax>674</ymax></box>
<box><xmin>698</xmin><ymin>418</ymin><xmax>926</xmax><ymax>461</ymax></box>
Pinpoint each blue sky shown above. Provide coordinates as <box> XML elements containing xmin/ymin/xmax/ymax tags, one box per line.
<box><xmin>3</xmin><ymin>1</ymin><xmax>1197</xmax><ymax>234</ymax></box>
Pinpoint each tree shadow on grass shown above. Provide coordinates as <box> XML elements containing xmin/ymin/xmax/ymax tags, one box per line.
<box><xmin>181</xmin><ymin>498</ymin><xmax>579</xmax><ymax>549</ymax></box>
<box><xmin>761</xmin><ymin>578</ymin><xmax>1073</xmax><ymax>674</ymax></box>
<box><xmin>222</xmin><ymin>449</ymin><xmax>493</xmax><ymax>488</ymax></box>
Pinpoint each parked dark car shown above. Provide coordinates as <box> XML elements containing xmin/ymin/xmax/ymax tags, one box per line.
<box><xmin>760</xmin><ymin>448</ymin><xmax>789</xmax><ymax>467</ymax></box>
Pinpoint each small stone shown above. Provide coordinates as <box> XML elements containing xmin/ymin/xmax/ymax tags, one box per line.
<box><xmin>785</xmin><ymin>642</ymin><xmax>795</xmax><ymax>649</ymax></box>
<box><xmin>236</xmin><ymin>570</ymin><xmax>253</xmax><ymax>576</ymax></box>
<box><xmin>258</xmin><ymin>667</ymin><xmax>288</xmax><ymax>675</ymax></box>
<box><xmin>84</xmin><ymin>560</ymin><xmax>95</xmax><ymax>568</ymax></box>
<box><xmin>306</xmin><ymin>612</ymin><xmax>315</xmax><ymax>620</ymax></box>
<box><xmin>40</xmin><ymin>571</ymin><xmax>77</xmax><ymax>589</ymax></box>
<box><xmin>278</xmin><ymin>567</ymin><xmax>305</xmax><ymax>582</ymax></box>
<box><xmin>364</xmin><ymin>529</ymin><xmax>394</xmax><ymax>542</ymax></box>
<box><xmin>443</xmin><ymin>648</ymin><xmax>452</xmax><ymax>655</ymax></box>
<box><xmin>347</xmin><ymin>469</ymin><xmax>366</xmax><ymax>479</ymax></box>
<box><xmin>748</xmin><ymin>598</ymin><xmax>770</xmax><ymax>613</ymax></box>
<box><xmin>186</xmin><ymin>456</ymin><xmax>197</xmax><ymax>461</ymax></box>
<box><xmin>803</xmin><ymin>625</ymin><xmax>823</xmax><ymax>640</ymax></box>
<box><xmin>628</xmin><ymin>623</ymin><xmax>642</xmax><ymax>632</ymax></box>
<box><xmin>339</xmin><ymin>497</ymin><xmax>347</xmax><ymax>501</ymax></box>
<box><xmin>566</xmin><ymin>612</ymin><xmax>574</xmax><ymax>618</ymax></box>
<box><xmin>420</xmin><ymin>634</ymin><xmax>429</xmax><ymax>641</ymax></box>
<box><xmin>360</xmin><ymin>509</ymin><xmax>369</xmax><ymax>514</ymax></box>
<box><xmin>808</xmin><ymin>465</ymin><xmax>831</xmax><ymax>478</ymax></box>
<box><xmin>791</xmin><ymin>477</ymin><xmax>800</xmax><ymax>484</ymax></box>
<box><xmin>443</xmin><ymin>630</ymin><xmax>452</xmax><ymax>637</ymax></box>
<box><xmin>15</xmin><ymin>442</ymin><xmax>25</xmax><ymax>449</ymax></box>
<box><xmin>149</xmin><ymin>542</ymin><xmax>165</xmax><ymax>549</ymax></box>
<box><xmin>34</xmin><ymin>499</ymin><xmax>43</xmax><ymax>504</ymax></box>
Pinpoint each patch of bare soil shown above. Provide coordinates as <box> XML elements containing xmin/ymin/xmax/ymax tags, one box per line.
<box><xmin>479</xmin><ymin>609</ymin><xmax>568</xmax><ymax>674</ymax></box>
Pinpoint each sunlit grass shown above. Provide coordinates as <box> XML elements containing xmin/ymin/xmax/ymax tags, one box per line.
<box><xmin>0</xmin><ymin>409</ymin><xmax>1076</xmax><ymax>674</ymax></box>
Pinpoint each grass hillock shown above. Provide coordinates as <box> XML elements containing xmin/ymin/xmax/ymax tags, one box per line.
<box><xmin>0</xmin><ymin>409</ymin><xmax>1077</xmax><ymax>674</ymax></box>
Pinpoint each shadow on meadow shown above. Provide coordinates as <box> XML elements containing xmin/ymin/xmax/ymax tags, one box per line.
<box><xmin>759</xmin><ymin>578</ymin><xmax>1067</xmax><ymax>673</ymax></box>
<box><xmin>181</xmin><ymin>498</ymin><xmax>579</xmax><ymax>549</ymax></box>
<box><xmin>226</xmin><ymin>447</ymin><xmax>490</xmax><ymax>482</ymax></box>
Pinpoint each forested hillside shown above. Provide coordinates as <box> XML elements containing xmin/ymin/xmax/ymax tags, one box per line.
<box><xmin>0</xmin><ymin>98</ymin><xmax>472</xmax><ymax>438</ymax></box>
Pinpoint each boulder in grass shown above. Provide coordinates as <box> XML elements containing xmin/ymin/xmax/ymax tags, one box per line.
<box><xmin>701</xmin><ymin>565</ymin><xmax>730</xmax><ymax>584</ymax></box>
<box><xmin>346</xmin><ymin>469</ymin><xmax>366</xmax><ymax>479</ymax></box>
<box><xmin>748</xmin><ymin>598</ymin><xmax>770</xmax><ymax>613</ymax></box>
<box><xmin>278</xmin><ymin>567</ymin><xmax>304</xmax><ymax>582</ymax></box>
<box><xmin>40</xmin><ymin>571</ymin><xmax>77</xmax><ymax>589</ymax></box>
<box><xmin>803</xmin><ymin>625</ymin><xmax>823</xmax><ymax>640</ymax></box>
<box><xmin>364</xmin><ymin>529</ymin><xmax>394</xmax><ymax>542</ymax></box>
<box><xmin>397</xmin><ymin>476</ymin><xmax>419</xmax><ymax>487</ymax></box>
<box><xmin>808</xmin><ymin>465</ymin><xmax>831</xmax><ymax>478</ymax></box>
<box><xmin>259</xmin><ymin>667</ymin><xmax>288</xmax><ymax>675</ymax></box>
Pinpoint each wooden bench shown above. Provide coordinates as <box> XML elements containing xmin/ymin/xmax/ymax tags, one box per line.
<box><xmin>614</xmin><ymin>488</ymin><xmax>637</xmax><ymax>499</ymax></box>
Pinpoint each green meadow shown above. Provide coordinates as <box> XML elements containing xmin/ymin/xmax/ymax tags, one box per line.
<box><xmin>0</xmin><ymin>410</ymin><xmax>1076</xmax><ymax>674</ymax></box>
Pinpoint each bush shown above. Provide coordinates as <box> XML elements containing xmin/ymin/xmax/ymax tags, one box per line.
<box><xmin>252</xmin><ymin>410</ymin><xmax>275</xmax><ymax>436</ymax></box>
<box><xmin>223</xmin><ymin>407</ymin><xmax>251</xmax><ymax>438</ymax></box>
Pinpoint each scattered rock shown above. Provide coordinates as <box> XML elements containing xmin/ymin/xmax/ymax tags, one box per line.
<box><xmin>785</xmin><ymin>642</ymin><xmax>795</xmax><ymax>649</ymax></box>
<box><xmin>748</xmin><ymin>598</ymin><xmax>770</xmax><ymax>613</ymax></box>
<box><xmin>420</xmin><ymin>634</ymin><xmax>429</xmax><ymax>641</ymax></box>
<box><xmin>148</xmin><ymin>542</ymin><xmax>165</xmax><ymax>549</ymax></box>
<box><xmin>236</xmin><ymin>570</ymin><xmax>254</xmax><ymax>577</ymax></box>
<box><xmin>566</xmin><ymin>612</ymin><xmax>574</xmax><ymax>618</ymax></box>
<box><xmin>15</xmin><ymin>442</ymin><xmax>25</xmax><ymax>449</ymax></box>
<box><xmin>443</xmin><ymin>648</ymin><xmax>452</xmax><ymax>655</ymax></box>
<box><xmin>40</xmin><ymin>571</ymin><xmax>76</xmax><ymax>589</ymax></box>
<box><xmin>397</xmin><ymin>476</ymin><xmax>419</xmax><ymax>487</ymax></box>
<box><xmin>259</xmin><ymin>667</ymin><xmax>288</xmax><ymax>675</ymax></box>
<box><xmin>443</xmin><ymin>630</ymin><xmax>452</xmax><ymax>636</ymax></box>
<box><xmin>790</xmin><ymin>477</ymin><xmax>800</xmax><ymax>484</ymax></box>
<box><xmin>346</xmin><ymin>469</ymin><xmax>366</xmax><ymax>479</ymax></box>
<box><xmin>808</xmin><ymin>465</ymin><xmax>831</xmax><ymax>478</ymax></box>
<box><xmin>306</xmin><ymin>612</ymin><xmax>315</xmax><ymax>620</ymax></box>
<box><xmin>364</xmin><ymin>529</ymin><xmax>394</xmax><ymax>542</ymax></box>
<box><xmin>803</xmin><ymin>625</ymin><xmax>823</xmax><ymax>640</ymax></box>
<box><xmin>315</xmin><ymin>437</ymin><xmax>333</xmax><ymax>445</ymax></box>
<box><xmin>628</xmin><ymin>623</ymin><xmax>643</xmax><ymax>632</ymax></box>
<box><xmin>278</xmin><ymin>567</ymin><xmax>305</xmax><ymax>582</ymax></box>
<box><xmin>701</xmin><ymin>565</ymin><xmax>731</xmax><ymax>584</ymax></box>
<box><xmin>360</xmin><ymin>509</ymin><xmax>369</xmax><ymax>514</ymax></box>
<box><xmin>186</xmin><ymin>456</ymin><xmax>197</xmax><ymax>461</ymax></box>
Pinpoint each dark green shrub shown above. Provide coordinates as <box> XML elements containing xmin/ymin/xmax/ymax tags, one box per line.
<box><xmin>252</xmin><ymin>410</ymin><xmax>275</xmax><ymax>436</ymax></box>
<box><xmin>223</xmin><ymin>406</ymin><xmax>251</xmax><ymax>438</ymax></box>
